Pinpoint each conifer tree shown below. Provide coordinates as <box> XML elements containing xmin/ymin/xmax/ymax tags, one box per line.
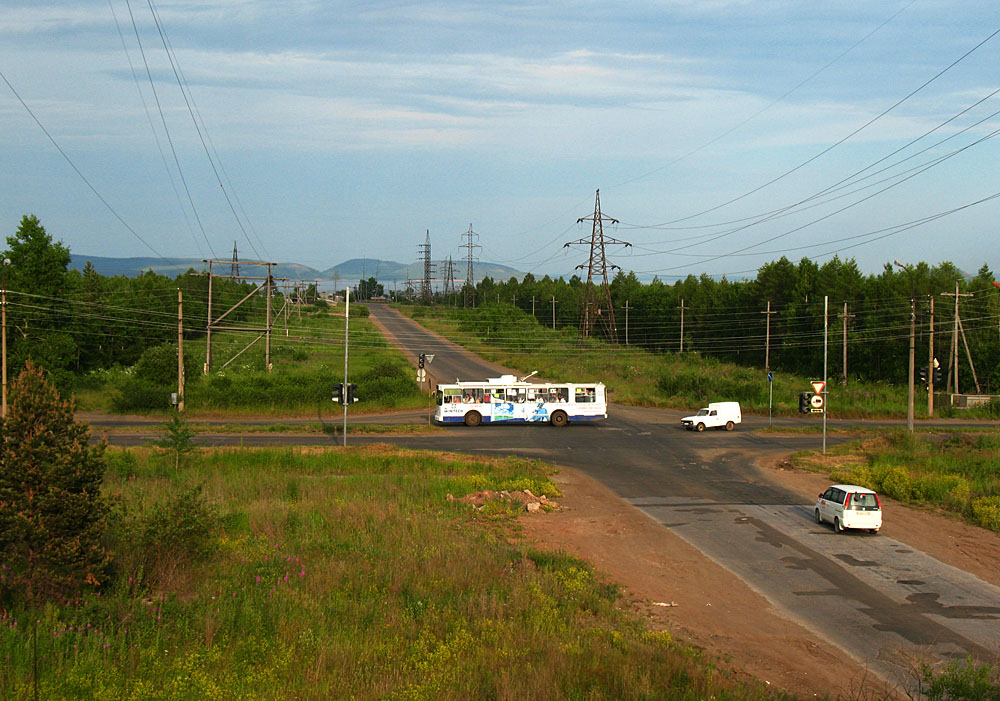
<box><xmin>0</xmin><ymin>361</ymin><xmax>108</xmax><ymax>608</ymax></box>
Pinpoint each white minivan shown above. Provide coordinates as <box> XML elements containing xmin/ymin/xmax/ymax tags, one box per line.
<box><xmin>681</xmin><ymin>401</ymin><xmax>742</xmax><ymax>432</ymax></box>
<box><xmin>815</xmin><ymin>484</ymin><xmax>882</xmax><ymax>534</ymax></box>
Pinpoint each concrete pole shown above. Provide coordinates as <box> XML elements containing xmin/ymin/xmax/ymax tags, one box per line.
<box><xmin>907</xmin><ymin>296</ymin><xmax>915</xmax><ymax>432</ymax></box>
<box><xmin>928</xmin><ymin>296</ymin><xmax>934</xmax><ymax>417</ymax></box>
<box><xmin>177</xmin><ymin>289</ymin><xmax>184</xmax><ymax>412</ymax></box>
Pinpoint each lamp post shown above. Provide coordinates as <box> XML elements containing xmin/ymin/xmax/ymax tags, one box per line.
<box><xmin>894</xmin><ymin>260</ymin><xmax>915</xmax><ymax>432</ymax></box>
<box><xmin>2</xmin><ymin>258</ymin><xmax>10</xmax><ymax>419</ymax></box>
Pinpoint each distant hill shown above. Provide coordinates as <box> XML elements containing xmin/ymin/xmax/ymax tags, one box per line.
<box><xmin>69</xmin><ymin>254</ymin><xmax>525</xmax><ymax>284</ymax></box>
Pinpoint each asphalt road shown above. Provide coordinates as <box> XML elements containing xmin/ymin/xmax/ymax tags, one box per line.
<box><xmin>100</xmin><ymin>304</ymin><xmax>1000</xmax><ymax>689</ymax></box>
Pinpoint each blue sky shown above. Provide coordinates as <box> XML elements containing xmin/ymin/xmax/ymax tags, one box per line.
<box><xmin>1</xmin><ymin>1</ymin><xmax>997</xmax><ymax>281</ymax></box>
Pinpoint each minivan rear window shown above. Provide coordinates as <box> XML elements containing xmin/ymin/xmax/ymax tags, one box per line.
<box><xmin>850</xmin><ymin>493</ymin><xmax>879</xmax><ymax>510</ymax></box>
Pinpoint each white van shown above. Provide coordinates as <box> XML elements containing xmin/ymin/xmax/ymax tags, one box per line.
<box><xmin>815</xmin><ymin>484</ymin><xmax>882</xmax><ymax>534</ymax></box>
<box><xmin>681</xmin><ymin>401</ymin><xmax>742</xmax><ymax>432</ymax></box>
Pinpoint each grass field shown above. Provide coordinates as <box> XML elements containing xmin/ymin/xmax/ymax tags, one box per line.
<box><xmin>74</xmin><ymin>303</ymin><xmax>426</xmax><ymax>416</ymax></box>
<box><xmin>400</xmin><ymin>304</ymin><xmax>1000</xmax><ymax>421</ymax></box>
<box><xmin>1</xmin><ymin>445</ymin><xmax>781</xmax><ymax>700</ymax></box>
<box><xmin>788</xmin><ymin>429</ymin><xmax>1000</xmax><ymax>533</ymax></box>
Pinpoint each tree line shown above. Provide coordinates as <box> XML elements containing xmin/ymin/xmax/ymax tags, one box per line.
<box><xmin>3</xmin><ymin>215</ymin><xmax>270</xmax><ymax>389</ymax></box>
<box><xmin>459</xmin><ymin>255</ymin><xmax>1000</xmax><ymax>392</ymax></box>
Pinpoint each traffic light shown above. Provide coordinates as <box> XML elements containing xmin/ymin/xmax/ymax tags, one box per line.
<box><xmin>798</xmin><ymin>392</ymin><xmax>810</xmax><ymax>414</ymax></box>
<box><xmin>918</xmin><ymin>365</ymin><xmax>928</xmax><ymax>385</ymax></box>
<box><xmin>933</xmin><ymin>366</ymin><xmax>943</xmax><ymax>385</ymax></box>
<box><xmin>418</xmin><ymin>353</ymin><xmax>426</xmax><ymax>369</ymax></box>
<box><xmin>346</xmin><ymin>383</ymin><xmax>359</xmax><ymax>403</ymax></box>
<box><xmin>332</xmin><ymin>383</ymin><xmax>344</xmax><ymax>403</ymax></box>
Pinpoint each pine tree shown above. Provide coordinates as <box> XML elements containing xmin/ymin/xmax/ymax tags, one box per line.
<box><xmin>0</xmin><ymin>361</ymin><xmax>108</xmax><ymax>608</ymax></box>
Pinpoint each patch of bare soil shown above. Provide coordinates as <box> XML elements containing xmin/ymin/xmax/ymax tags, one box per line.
<box><xmin>518</xmin><ymin>457</ymin><xmax>1000</xmax><ymax>699</ymax></box>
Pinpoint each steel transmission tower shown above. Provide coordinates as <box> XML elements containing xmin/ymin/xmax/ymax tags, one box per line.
<box><xmin>442</xmin><ymin>256</ymin><xmax>455</xmax><ymax>297</ymax></box>
<box><xmin>418</xmin><ymin>230</ymin><xmax>435</xmax><ymax>304</ymax></box>
<box><xmin>564</xmin><ymin>189</ymin><xmax>630</xmax><ymax>342</ymax></box>
<box><xmin>230</xmin><ymin>241</ymin><xmax>240</xmax><ymax>281</ymax></box>
<box><xmin>460</xmin><ymin>224</ymin><xmax>481</xmax><ymax>308</ymax></box>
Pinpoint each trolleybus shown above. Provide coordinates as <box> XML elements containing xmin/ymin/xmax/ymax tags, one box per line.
<box><xmin>434</xmin><ymin>375</ymin><xmax>607</xmax><ymax>427</ymax></box>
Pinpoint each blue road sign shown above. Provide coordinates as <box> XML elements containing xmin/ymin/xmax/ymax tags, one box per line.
<box><xmin>767</xmin><ymin>371</ymin><xmax>773</xmax><ymax>383</ymax></box>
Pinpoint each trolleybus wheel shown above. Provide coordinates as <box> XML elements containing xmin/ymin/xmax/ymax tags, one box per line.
<box><xmin>550</xmin><ymin>410</ymin><xmax>568</xmax><ymax>428</ymax></box>
<box><xmin>464</xmin><ymin>411</ymin><xmax>482</xmax><ymax>427</ymax></box>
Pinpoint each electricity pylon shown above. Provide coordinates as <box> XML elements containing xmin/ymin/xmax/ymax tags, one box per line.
<box><xmin>564</xmin><ymin>189</ymin><xmax>630</xmax><ymax>342</ymax></box>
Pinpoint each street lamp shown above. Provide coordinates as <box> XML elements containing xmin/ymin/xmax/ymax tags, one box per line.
<box><xmin>2</xmin><ymin>257</ymin><xmax>10</xmax><ymax>419</ymax></box>
<box><xmin>894</xmin><ymin>260</ymin><xmax>915</xmax><ymax>432</ymax></box>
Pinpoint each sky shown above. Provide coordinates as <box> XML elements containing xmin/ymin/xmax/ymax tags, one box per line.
<box><xmin>1</xmin><ymin>0</ymin><xmax>998</xmax><ymax>282</ymax></box>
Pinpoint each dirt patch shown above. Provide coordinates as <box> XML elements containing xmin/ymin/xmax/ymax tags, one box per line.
<box><xmin>518</xmin><ymin>456</ymin><xmax>1000</xmax><ymax>698</ymax></box>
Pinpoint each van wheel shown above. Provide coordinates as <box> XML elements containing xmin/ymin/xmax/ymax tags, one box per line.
<box><xmin>725</xmin><ymin>421</ymin><xmax>735</xmax><ymax>431</ymax></box>
<box><xmin>464</xmin><ymin>411</ymin><xmax>482</xmax><ymax>427</ymax></box>
<box><xmin>869</xmin><ymin>529</ymin><xmax>879</xmax><ymax>535</ymax></box>
<box><xmin>815</xmin><ymin>509</ymin><xmax>822</xmax><ymax>524</ymax></box>
<box><xmin>834</xmin><ymin>517</ymin><xmax>845</xmax><ymax>534</ymax></box>
<box><xmin>696</xmin><ymin>423</ymin><xmax>705</xmax><ymax>432</ymax></box>
<box><xmin>550</xmin><ymin>410</ymin><xmax>568</xmax><ymax>428</ymax></box>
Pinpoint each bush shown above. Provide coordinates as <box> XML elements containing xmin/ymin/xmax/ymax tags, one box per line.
<box><xmin>109</xmin><ymin>485</ymin><xmax>219</xmax><ymax>591</ymax></box>
<box><xmin>134</xmin><ymin>342</ymin><xmax>200</xmax><ymax>387</ymax></box>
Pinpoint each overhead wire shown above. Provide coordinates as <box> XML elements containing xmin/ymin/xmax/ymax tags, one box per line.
<box><xmin>0</xmin><ymin>69</ymin><xmax>165</xmax><ymax>258</ymax></box>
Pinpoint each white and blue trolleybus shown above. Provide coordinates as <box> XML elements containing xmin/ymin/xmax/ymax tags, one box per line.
<box><xmin>434</xmin><ymin>374</ymin><xmax>607</xmax><ymax>427</ymax></box>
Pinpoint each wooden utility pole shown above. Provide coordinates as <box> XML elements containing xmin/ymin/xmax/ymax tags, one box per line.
<box><xmin>761</xmin><ymin>301</ymin><xmax>777</xmax><ymax>370</ymax></box>
<box><xmin>1</xmin><ymin>261</ymin><xmax>7</xmax><ymax>419</ymax></box>
<box><xmin>551</xmin><ymin>296</ymin><xmax>557</xmax><ymax>329</ymax></box>
<box><xmin>838</xmin><ymin>302</ymin><xmax>855</xmax><ymax>386</ymax></box>
<box><xmin>679</xmin><ymin>299</ymin><xmax>685</xmax><ymax>353</ymax></box>
<box><xmin>531</xmin><ymin>296</ymin><xmax>536</xmax><ymax>317</ymax></box>
<box><xmin>177</xmin><ymin>289</ymin><xmax>184</xmax><ymax>412</ymax></box>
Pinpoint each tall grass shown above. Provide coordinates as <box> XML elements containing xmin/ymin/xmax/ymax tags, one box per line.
<box><xmin>0</xmin><ymin>446</ymin><xmax>781</xmax><ymax>699</ymax></box>
<box><xmin>791</xmin><ymin>429</ymin><xmax>1000</xmax><ymax>532</ymax></box>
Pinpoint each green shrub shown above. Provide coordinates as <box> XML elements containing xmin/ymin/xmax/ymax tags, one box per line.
<box><xmin>134</xmin><ymin>342</ymin><xmax>200</xmax><ymax>387</ymax></box>
<box><xmin>970</xmin><ymin>497</ymin><xmax>1000</xmax><ymax>532</ymax></box>
<box><xmin>921</xmin><ymin>657</ymin><xmax>1000</xmax><ymax>700</ymax></box>
<box><xmin>109</xmin><ymin>485</ymin><xmax>219</xmax><ymax>591</ymax></box>
<box><xmin>111</xmin><ymin>376</ymin><xmax>167</xmax><ymax>412</ymax></box>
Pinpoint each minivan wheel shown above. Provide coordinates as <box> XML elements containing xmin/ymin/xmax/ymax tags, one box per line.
<box><xmin>815</xmin><ymin>509</ymin><xmax>822</xmax><ymax>524</ymax></box>
<box><xmin>696</xmin><ymin>423</ymin><xmax>705</xmax><ymax>432</ymax></box>
<box><xmin>725</xmin><ymin>421</ymin><xmax>735</xmax><ymax>431</ymax></box>
<box><xmin>834</xmin><ymin>517</ymin><xmax>845</xmax><ymax>533</ymax></box>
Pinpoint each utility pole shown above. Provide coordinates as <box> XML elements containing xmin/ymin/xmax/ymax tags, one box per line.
<box><xmin>531</xmin><ymin>296</ymin><xmax>536</xmax><ymax>318</ymax></box>
<box><xmin>565</xmin><ymin>189</ymin><xmax>630</xmax><ymax>342</ymax></box>
<box><xmin>1</xmin><ymin>258</ymin><xmax>9</xmax><ymax>418</ymax></box>
<box><xmin>678</xmin><ymin>299</ymin><xmax>685</xmax><ymax>353</ymax></box>
<box><xmin>761</xmin><ymin>301</ymin><xmax>777</xmax><ymax>370</ymax></box>
<box><xmin>940</xmin><ymin>283</ymin><xmax>973</xmax><ymax>394</ymax></box>
<box><xmin>551</xmin><ymin>296</ymin><xmax>557</xmax><ymax>329</ymax></box>
<box><xmin>177</xmin><ymin>289</ymin><xmax>184</xmax><ymax>412</ymax></box>
<box><xmin>838</xmin><ymin>302</ymin><xmax>855</xmax><ymax>386</ymax></box>
<box><xmin>823</xmin><ymin>296</ymin><xmax>828</xmax><ymax>454</ymax></box>
<box><xmin>342</xmin><ymin>287</ymin><xmax>350</xmax><ymax>446</ymax></box>
<box><xmin>624</xmin><ymin>300</ymin><xmax>630</xmax><ymax>345</ymax></box>
<box><xmin>928</xmin><ymin>296</ymin><xmax>934</xmax><ymax>417</ymax></box>
<box><xmin>907</xmin><ymin>296</ymin><xmax>915</xmax><ymax>432</ymax></box>
<box><xmin>460</xmin><ymin>224</ymin><xmax>480</xmax><ymax>309</ymax></box>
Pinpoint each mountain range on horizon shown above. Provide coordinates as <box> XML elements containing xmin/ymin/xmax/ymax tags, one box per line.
<box><xmin>68</xmin><ymin>254</ymin><xmax>527</xmax><ymax>284</ymax></box>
